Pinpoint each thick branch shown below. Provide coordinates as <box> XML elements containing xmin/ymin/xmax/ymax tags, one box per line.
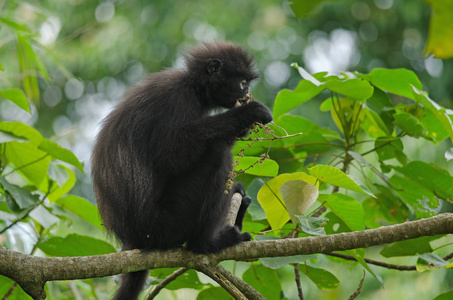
<box><xmin>1</xmin><ymin>213</ymin><xmax>452</xmax><ymax>299</ymax></box>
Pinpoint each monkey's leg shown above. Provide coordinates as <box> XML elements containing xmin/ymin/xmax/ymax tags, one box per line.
<box><xmin>234</xmin><ymin>195</ymin><xmax>251</xmax><ymax>231</ymax></box>
<box><xmin>230</xmin><ymin>182</ymin><xmax>251</xmax><ymax>231</ymax></box>
<box><xmin>187</xmin><ymin>225</ymin><xmax>251</xmax><ymax>254</ymax></box>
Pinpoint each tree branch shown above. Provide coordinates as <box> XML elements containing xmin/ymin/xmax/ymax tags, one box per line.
<box><xmin>294</xmin><ymin>263</ymin><xmax>304</xmax><ymax>300</ymax></box>
<box><xmin>146</xmin><ymin>267</ymin><xmax>188</xmax><ymax>300</ymax></box>
<box><xmin>1</xmin><ymin>213</ymin><xmax>452</xmax><ymax>299</ymax></box>
<box><xmin>325</xmin><ymin>252</ymin><xmax>416</xmax><ymax>271</ymax></box>
<box><xmin>348</xmin><ymin>270</ymin><xmax>365</xmax><ymax>300</ymax></box>
<box><xmin>196</xmin><ymin>264</ymin><xmax>246</xmax><ymax>300</ymax></box>
<box><xmin>225</xmin><ymin>192</ymin><xmax>242</xmax><ymax>226</ymax></box>
<box><xmin>214</xmin><ymin>265</ymin><xmax>265</xmax><ymax>300</ymax></box>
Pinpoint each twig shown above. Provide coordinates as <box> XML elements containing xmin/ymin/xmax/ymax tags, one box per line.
<box><xmin>360</xmin><ymin>133</ymin><xmax>405</xmax><ymax>157</ymax></box>
<box><xmin>0</xmin><ymin>190</ymin><xmax>51</xmax><ymax>235</ymax></box>
<box><xmin>238</xmin><ymin>131</ymin><xmax>305</xmax><ymax>142</ymax></box>
<box><xmin>214</xmin><ymin>265</ymin><xmax>265</xmax><ymax>300</ymax></box>
<box><xmin>325</xmin><ymin>252</ymin><xmax>416</xmax><ymax>271</ymax></box>
<box><xmin>294</xmin><ymin>264</ymin><xmax>304</xmax><ymax>300</ymax></box>
<box><xmin>3</xmin><ymin>154</ymin><xmax>49</xmax><ymax>176</ymax></box>
<box><xmin>348</xmin><ymin>270</ymin><xmax>365</xmax><ymax>300</ymax></box>
<box><xmin>443</xmin><ymin>252</ymin><xmax>453</xmax><ymax>261</ymax></box>
<box><xmin>146</xmin><ymin>267</ymin><xmax>188</xmax><ymax>300</ymax></box>
<box><xmin>1</xmin><ymin>283</ymin><xmax>17</xmax><ymax>300</ymax></box>
<box><xmin>196</xmin><ymin>264</ymin><xmax>246</xmax><ymax>300</ymax></box>
<box><xmin>270</xmin><ymin>121</ymin><xmax>289</xmax><ymax>135</ymax></box>
<box><xmin>311</xmin><ymin>206</ymin><xmax>326</xmax><ymax>218</ymax></box>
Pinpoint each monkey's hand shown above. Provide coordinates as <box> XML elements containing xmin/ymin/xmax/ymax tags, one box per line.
<box><xmin>242</xmin><ymin>100</ymin><xmax>273</xmax><ymax>125</ymax></box>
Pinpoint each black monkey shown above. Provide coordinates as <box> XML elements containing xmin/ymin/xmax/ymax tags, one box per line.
<box><xmin>91</xmin><ymin>41</ymin><xmax>273</xmax><ymax>300</ymax></box>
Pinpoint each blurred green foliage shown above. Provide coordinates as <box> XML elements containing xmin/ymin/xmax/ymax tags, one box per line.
<box><xmin>1</xmin><ymin>0</ymin><xmax>453</xmax><ymax>299</ymax></box>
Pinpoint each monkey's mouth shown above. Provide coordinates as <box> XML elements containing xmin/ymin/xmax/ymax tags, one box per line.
<box><xmin>235</xmin><ymin>93</ymin><xmax>254</xmax><ymax>107</ymax></box>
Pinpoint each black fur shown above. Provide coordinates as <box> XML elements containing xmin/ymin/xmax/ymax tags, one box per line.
<box><xmin>91</xmin><ymin>41</ymin><xmax>272</xmax><ymax>300</ymax></box>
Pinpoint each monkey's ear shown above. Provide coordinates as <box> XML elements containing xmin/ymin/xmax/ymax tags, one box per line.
<box><xmin>207</xmin><ymin>59</ymin><xmax>222</xmax><ymax>75</ymax></box>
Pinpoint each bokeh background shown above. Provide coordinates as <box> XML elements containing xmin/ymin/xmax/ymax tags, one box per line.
<box><xmin>1</xmin><ymin>0</ymin><xmax>452</xmax><ymax>299</ymax></box>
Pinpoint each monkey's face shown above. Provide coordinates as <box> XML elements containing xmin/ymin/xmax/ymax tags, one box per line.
<box><xmin>204</xmin><ymin>56</ymin><xmax>258</xmax><ymax>109</ymax></box>
<box><xmin>210</xmin><ymin>74</ymin><xmax>256</xmax><ymax>109</ymax></box>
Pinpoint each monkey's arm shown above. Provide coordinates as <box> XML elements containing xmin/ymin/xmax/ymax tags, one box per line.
<box><xmin>193</xmin><ymin>101</ymin><xmax>272</xmax><ymax>140</ymax></box>
<box><xmin>162</xmin><ymin>101</ymin><xmax>272</xmax><ymax>174</ymax></box>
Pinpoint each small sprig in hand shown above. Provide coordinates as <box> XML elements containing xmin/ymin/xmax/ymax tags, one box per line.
<box><xmin>235</xmin><ymin>92</ymin><xmax>254</xmax><ymax>107</ymax></box>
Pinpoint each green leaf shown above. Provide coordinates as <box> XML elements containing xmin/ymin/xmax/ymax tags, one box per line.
<box><xmin>366</xmin><ymin>68</ymin><xmax>422</xmax><ymax>99</ymax></box>
<box><xmin>197</xmin><ymin>287</ymin><xmax>230</xmax><ymax>300</ymax></box>
<box><xmin>0</xmin><ymin>131</ymin><xmax>27</xmax><ymax>143</ymax></box>
<box><xmin>17</xmin><ymin>35</ymin><xmax>40</xmax><ymax>103</ymax></box>
<box><xmin>0</xmin><ymin>275</ymin><xmax>32</xmax><ymax>300</ymax></box>
<box><xmin>280</xmin><ymin>180</ymin><xmax>319</xmax><ymax>225</ymax></box>
<box><xmin>257</xmin><ymin>172</ymin><xmax>318</xmax><ymax>229</ymax></box>
<box><xmin>309</xmin><ymin>165</ymin><xmax>375</xmax><ymax>197</ymax></box>
<box><xmin>417</xmin><ymin>253</ymin><xmax>450</xmax><ymax>271</ymax></box>
<box><xmin>363</xmin><ymin>109</ymin><xmax>389</xmax><ymax>138</ymax></box>
<box><xmin>150</xmin><ymin>268</ymin><xmax>204</xmax><ymax>290</ymax></box>
<box><xmin>318</xmin><ymin>193</ymin><xmax>365</xmax><ymax>231</ymax></box>
<box><xmin>234</xmin><ymin>156</ymin><xmax>278</xmax><ymax>177</ymax></box>
<box><xmin>4</xmin><ymin>141</ymin><xmax>51</xmax><ymax>189</ymax></box>
<box><xmin>347</xmin><ymin>250</ymin><xmax>384</xmax><ymax>286</ymax></box>
<box><xmin>374</xmin><ymin>138</ymin><xmax>407</xmax><ymax>164</ymax></box>
<box><xmin>362</xmin><ymin>185</ymin><xmax>410</xmax><ymax>227</ymax></box>
<box><xmin>298</xmin><ymin>216</ymin><xmax>328</xmax><ymax>236</ymax></box>
<box><xmin>243</xmin><ymin>265</ymin><xmax>281</xmax><ymax>300</ymax></box>
<box><xmin>245</xmin><ymin>178</ymin><xmax>267</xmax><ymax>221</ymax></box>
<box><xmin>324</xmin><ymin>79</ymin><xmax>374</xmax><ymax>102</ymax></box>
<box><xmin>394</xmin><ymin>113</ymin><xmax>428</xmax><ymax>138</ymax></box>
<box><xmin>0</xmin><ymin>17</ymin><xmax>31</xmax><ymax>32</ymax></box>
<box><xmin>433</xmin><ymin>291</ymin><xmax>453</xmax><ymax>300</ymax></box>
<box><xmin>273</xmin><ymin>79</ymin><xmax>325</xmax><ymax>117</ymax></box>
<box><xmin>0</xmin><ymin>121</ymin><xmax>43</xmax><ymax>145</ymax></box>
<box><xmin>425</xmin><ymin>0</ymin><xmax>453</xmax><ymax>58</ymax></box>
<box><xmin>421</xmin><ymin>109</ymin><xmax>449</xmax><ymax>142</ymax></box>
<box><xmin>274</xmin><ymin>114</ymin><xmax>339</xmax><ymax>148</ymax></box>
<box><xmin>0</xmin><ymin>89</ymin><xmax>31</xmax><ymax>113</ymax></box>
<box><xmin>366</xmin><ymin>87</ymin><xmax>394</xmax><ymax>112</ymax></box>
<box><xmin>367</xmin><ymin>90</ymin><xmax>395</xmax><ymax>135</ymax></box>
<box><xmin>56</xmin><ymin>195</ymin><xmax>102</xmax><ymax>229</ymax></box>
<box><xmin>299</xmin><ymin>265</ymin><xmax>339</xmax><ymax>290</ymax></box>
<box><xmin>380</xmin><ymin>236</ymin><xmax>438</xmax><ymax>257</ymax></box>
<box><xmin>393</xmin><ymin>161</ymin><xmax>453</xmax><ymax>199</ymax></box>
<box><xmin>330</xmin><ymin>97</ymin><xmax>365</xmax><ymax>136</ymax></box>
<box><xmin>36</xmin><ymin>234</ymin><xmax>116</xmax><ymax>256</ymax></box>
<box><xmin>293</xmin><ymin>131</ymin><xmax>332</xmax><ymax>154</ymax></box>
<box><xmin>30</xmin><ymin>205</ymin><xmax>59</xmax><ymax>228</ymax></box>
<box><xmin>48</xmin><ymin>165</ymin><xmax>76</xmax><ymax>203</ymax></box>
<box><xmin>289</xmin><ymin>0</ymin><xmax>338</xmax><ymax>18</ymax></box>
<box><xmin>411</xmin><ymin>86</ymin><xmax>453</xmax><ymax>141</ymax></box>
<box><xmin>388</xmin><ymin>175</ymin><xmax>438</xmax><ymax>217</ymax></box>
<box><xmin>348</xmin><ymin>151</ymin><xmax>373</xmax><ymax>169</ymax></box>
<box><xmin>260</xmin><ymin>254</ymin><xmax>317</xmax><ymax>269</ymax></box>
<box><xmin>0</xmin><ymin>176</ymin><xmax>39</xmax><ymax>209</ymax></box>
<box><xmin>324</xmin><ymin>212</ymin><xmax>350</xmax><ymax>234</ymax></box>
<box><xmin>39</xmin><ymin>139</ymin><xmax>84</xmax><ymax>172</ymax></box>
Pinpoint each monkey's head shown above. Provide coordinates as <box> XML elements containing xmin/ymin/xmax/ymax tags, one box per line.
<box><xmin>185</xmin><ymin>41</ymin><xmax>259</xmax><ymax>109</ymax></box>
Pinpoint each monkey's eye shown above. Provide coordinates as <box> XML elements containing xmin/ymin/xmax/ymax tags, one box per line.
<box><xmin>240</xmin><ymin>79</ymin><xmax>247</xmax><ymax>90</ymax></box>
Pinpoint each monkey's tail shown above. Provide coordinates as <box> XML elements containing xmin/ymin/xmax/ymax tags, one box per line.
<box><xmin>113</xmin><ymin>270</ymin><xmax>148</xmax><ymax>300</ymax></box>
